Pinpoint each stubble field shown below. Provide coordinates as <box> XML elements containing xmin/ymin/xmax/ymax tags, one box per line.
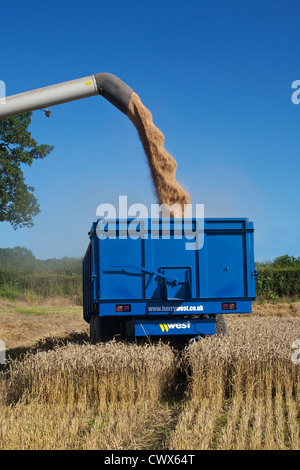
<box><xmin>0</xmin><ymin>300</ymin><xmax>299</xmax><ymax>450</ymax></box>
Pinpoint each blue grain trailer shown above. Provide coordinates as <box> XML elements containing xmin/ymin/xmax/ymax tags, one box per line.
<box><xmin>83</xmin><ymin>218</ymin><xmax>257</xmax><ymax>342</ymax></box>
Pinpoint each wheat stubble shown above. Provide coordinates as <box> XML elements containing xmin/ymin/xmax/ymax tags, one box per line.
<box><xmin>127</xmin><ymin>92</ymin><xmax>190</xmax><ymax>216</ymax></box>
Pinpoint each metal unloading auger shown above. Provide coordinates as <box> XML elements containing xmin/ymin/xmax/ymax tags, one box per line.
<box><xmin>0</xmin><ymin>72</ymin><xmax>191</xmax><ymax>216</ymax></box>
<box><xmin>0</xmin><ymin>73</ymin><xmax>133</xmax><ymax>119</ymax></box>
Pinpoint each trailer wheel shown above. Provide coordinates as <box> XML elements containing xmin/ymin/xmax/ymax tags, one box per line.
<box><xmin>216</xmin><ymin>314</ymin><xmax>229</xmax><ymax>336</ymax></box>
<box><xmin>90</xmin><ymin>315</ymin><xmax>100</xmax><ymax>343</ymax></box>
<box><xmin>90</xmin><ymin>315</ymin><xmax>120</xmax><ymax>343</ymax></box>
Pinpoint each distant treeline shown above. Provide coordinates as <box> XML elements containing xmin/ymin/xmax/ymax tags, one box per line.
<box><xmin>0</xmin><ymin>247</ymin><xmax>299</xmax><ymax>303</ymax></box>
<box><xmin>255</xmin><ymin>255</ymin><xmax>300</xmax><ymax>300</ymax></box>
<box><xmin>0</xmin><ymin>247</ymin><xmax>82</xmax><ymax>274</ymax></box>
<box><xmin>0</xmin><ymin>247</ymin><xmax>82</xmax><ymax>303</ymax></box>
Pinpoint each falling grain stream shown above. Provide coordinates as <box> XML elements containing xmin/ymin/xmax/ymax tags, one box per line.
<box><xmin>127</xmin><ymin>92</ymin><xmax>190</xmax><ymax>216</ymax></box>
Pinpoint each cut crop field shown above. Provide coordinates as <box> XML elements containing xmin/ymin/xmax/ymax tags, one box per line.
<box><xmin>0</xmin><ymin>301</ymin><xmax>299</xmax><ymax>450</ymax></box>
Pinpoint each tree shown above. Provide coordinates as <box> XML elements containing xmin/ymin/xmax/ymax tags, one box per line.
<box><xmin>0</xmin><ymin>112</ymin><xmax>54</xmax><ymax>229</ymax></box>
<box><xmin>273</xmin><ymin>254</ymin><xmax>300</xmax><ymax>267</ymax></box>
<box><xmin>0</xmin><ymin>246</ymin><xmax>36</xmax><ymax>272</ymax></box>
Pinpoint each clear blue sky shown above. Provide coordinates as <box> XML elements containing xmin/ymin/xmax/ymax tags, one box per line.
<box><xmin>0</xmin><ymin>0</ymin><xmax>299</xmax><ymax>261</ymax></box>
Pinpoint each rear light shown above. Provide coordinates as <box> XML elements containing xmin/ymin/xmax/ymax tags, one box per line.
<box><xmin>222</xmin><ymin>302</ymin><xmax>237</xmax><ymax>310</ymax></box>
<box><xmin>116</xmin><ymin>304</ymin><xmax>131</xmax><ymax>313</ymax></box>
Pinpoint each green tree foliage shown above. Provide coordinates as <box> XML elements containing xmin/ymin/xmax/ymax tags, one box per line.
<box><xmin>255</xmin><ymin>254</ymin><xmax>300</xmax><ymax>300</ymax></box>
<box><xmin>256</xmin><ymin>254</ymin><xmax>300</xmax><ymax>268</ymax></box>
<box><xmin>272</xmin><ymin>254</ymin><xmax>300</xmax><ymax>267</ymax></box>
<box><xmin>0</xmin><ymin>112</ymin><xmax>54</xmax><ymax>228</ymax></box>
<box><xmin>0</xmin><ymin>247</ymin><xmax>82</xmax><ymax>302</ymax></box>
<box><xmin>0</xmin><ymin>247</ymin><xmax>82</xmax><ymax>274</ymax></box>
<box><xmin>0</xmin><ymin>246</ymin><xmax>36</xmax><ymax>273</ymax></box>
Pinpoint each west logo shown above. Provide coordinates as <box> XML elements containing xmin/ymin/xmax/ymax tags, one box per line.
<box><xmin>159</xmin><ymin>323</ymin><xmax>169</xmax><ymax>332</ymax></box>
<box><xmin>159</xmin><ymin>322</ymin><xmax>191</xmax><ymax>332</ymax></box>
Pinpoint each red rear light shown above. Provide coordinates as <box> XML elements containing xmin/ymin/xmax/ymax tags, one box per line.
<box><xmin>116</xmin><ymin>304</ymin><xmax>131</xmax><ymax>313</ymax></box>
<box><xmin>222</xmin><ymin>303</ymin><xmax>228</xmax><ymax>310</ymax></box>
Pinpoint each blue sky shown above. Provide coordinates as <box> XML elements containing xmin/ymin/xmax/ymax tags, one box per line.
<box><xmin>0</xmin><ymin>0</ymin><xmax>299</xmax><ymax>261</ymax></box>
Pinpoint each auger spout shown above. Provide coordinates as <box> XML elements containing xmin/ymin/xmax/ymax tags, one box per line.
<box><xmin>0</xmin><ymin>73</ymin><xmax>133</xmax><ymax>119</ymax></box>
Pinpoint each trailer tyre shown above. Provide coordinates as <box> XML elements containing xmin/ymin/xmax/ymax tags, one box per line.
<box><xmin>90</xmin><ymin>315</ymin><xmax>100</xmax><ymax>343</ymax></box>
<box><xmin>216</xmin><ymin>314</ymin><xmax>229</xmax><ymax>336</ymax></box>
<box><xmin>90</xmin><ymin>315</ymin><xmax>120</xmax><ymax>343</ymax></box>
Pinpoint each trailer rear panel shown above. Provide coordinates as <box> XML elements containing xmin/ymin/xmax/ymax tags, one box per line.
<box><xmin>83</xmin><ymin>218</ymin><xmax>256</xmax><ymax>338</ymax></box>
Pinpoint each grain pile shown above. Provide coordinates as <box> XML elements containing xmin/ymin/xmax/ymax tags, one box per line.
<box><xmin>127</xmin><ymin>92</ymin><xmax>190</xmax><ymax>216</ymax></box>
